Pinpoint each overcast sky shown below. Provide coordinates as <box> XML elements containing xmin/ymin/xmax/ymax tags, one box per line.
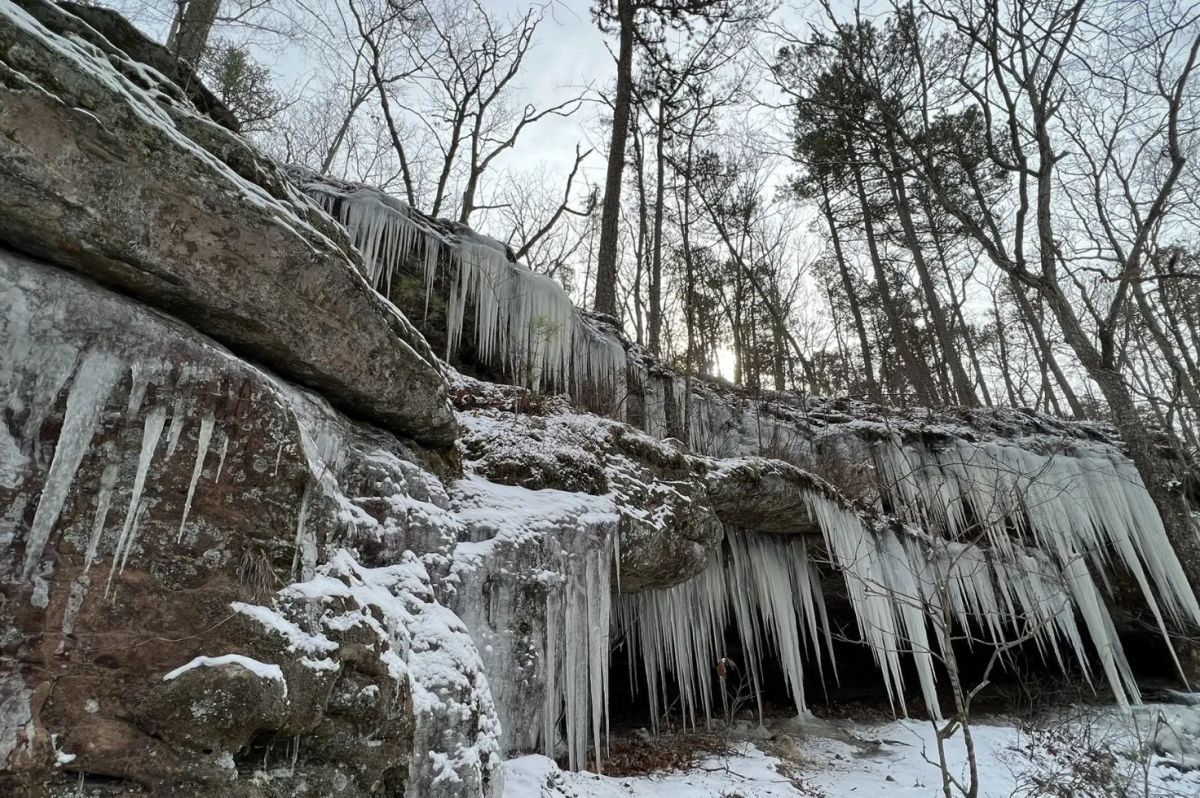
<box><xmin>106</xmin><ymin>1</ymin><xmax>859</xmax><ymax>203</ymax></box>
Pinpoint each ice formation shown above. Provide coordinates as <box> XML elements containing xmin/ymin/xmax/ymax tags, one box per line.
<box><xmin>872</xmin><ymin>440</ymin><xmax>1200</xmax><ymax>628</ymax></box>
<box><xmin>617</xmin><ymin>478</ymin><xmax>1199</xmax><ymax>728</ymax></box>
<box><xmin>542</xmin><ymin>523</ymin><xmax>614</xmax><ymax>772</ymax></box>
<box><xmin>299</xmin><ymin>180</ymin><xmax>626</xmax><ymax>397</ymax></box>
<box><xmin>84</xmin><ymin>463</ymin><xmax>120</xmax><ymax>571</ymax></box>
<box><xmin>19</xmin><ymin>353</ymin><xmax>124</xmax><ymax>579</ymax></box>
<box><xmin>449</xmin><ymin>475</ymin><xmax>617</xmax><ymax>773</ymax></box>
<box><xmin>176</xmin><ymin>413</ymin><xmax>214</xmax><ymax>542</ymax></box>
<box><xmin>109</xmin><ymin>405</ymin><xmax>167</xmax><ymax>584</ymax></box>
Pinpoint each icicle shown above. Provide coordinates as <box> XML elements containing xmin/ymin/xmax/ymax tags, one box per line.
<box><xmin>290</xmin><ymin>479</ymin><xmax>316</xmax><ymax>581</ymax></box>
<box><xmin>539</xmin><ymin>519</ymin><xmax>614</xmax><ymax>771</ymax></box>
<box><xmin>176</xmin><ymin>414</ymin><xmax>214</xmax><ymax>543</ymax></box>
<box><xmin>108</xmin><ymin>405</ymin><xmax>167</xmax><ymax>585</ymax></box>
<box><xmin>21</xmin><ymin>353</ymin><xmax>124</xmax><ymax>580</ymax></box>
<box><xmin>616</xmin><ymin>529</ymin><xmax>833</xmax><ymax>731</ymax></box>
<box><xmin>620</xmin><ymin>480</ymin><xmax>1174</xmax><ymax>733</ymax></box>
<box><xmin>586</xmin><ymin>546</ymin><xmax>610</xmax><ymax>773</ymax></box>
<box><xmin>875</xmin><ymin>437</ymin><xmax>1200</xmax><ymax>681</ymax></box>
<box><xmin>164</xmin><ymin>396</ymin><xmax>187</xmax><ymax>458</ymax></box>
<box><xmin>18</xmin><ymin>346</ymin><xmax>78</xmax><ymax>449</ymax></box>
<box><xmin>808</xmin><ymin>494</ymin><xmax>915</xmax><ymax>714</ymax></box>
<box><xmin>300</xmin><ymin>183</ymin><xmax>627</xmax><ymax>399</ymax></box>
<box><xmin>1062</xmin><ymin>555</ymin><xmax>1139</xmax><ymax>708</ymax></box>
<box><xmin>83</xmin><ymin>462</ymin><xmax>120</xmax><ymax>571</ymax></box>
<box><xmin>542</xmin><ymin>588</ymin><xmax>560</xmax><ymax>760</ymax></box>
<box><xmin>214</xmin><ymin>433</ymin><xmax>229</xmax><ymax>482</ymax></box>
<box><xmin>124</xmin><ymin>363</ymin><xmax>153</xmax><ymax>419</ymax></box>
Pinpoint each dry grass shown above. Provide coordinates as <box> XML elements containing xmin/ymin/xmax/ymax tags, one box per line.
<box><xmin>587</xmin><ymin>731</ymin><xmax>735</xmax><ymax>777</ymax></box>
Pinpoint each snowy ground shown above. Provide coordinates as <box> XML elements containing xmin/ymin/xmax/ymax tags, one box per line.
<box><xmin>504</xmin><ymin>700</ymin><xmax>1200</xmax><ymax>797</ymax></box>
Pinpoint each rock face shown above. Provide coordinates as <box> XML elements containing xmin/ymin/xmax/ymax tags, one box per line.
<box><xmin>0</xmin><ymin>241</ymin><xmax>828</xmax><ymax>791</ymax></box>
<box><xmin>0</xmin><ymin>250</ymin><xmax>499</xmax><ymax>796</ymax></box>
<box><xmin>0</xmin><ymin>0</ymin><xmax>455</xmax><ymax>446</ymax></box>
<box><xmin>3</xmin><ymin>0</ymin><xmax>1200</xmax><ymax>793</ymax></box>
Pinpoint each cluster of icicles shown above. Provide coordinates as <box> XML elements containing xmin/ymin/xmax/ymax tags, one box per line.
<box><xmin>300</xmin><ymin>181</ymin><xmax>626</xmax><ymax>396</ymax></box>
<box><xmin>541</xmin><ymin>520</ymin><xmax>616</xmax><ymax>772</ymax></box>
<box><xmin>13</xmin><ymin>352</ymin><xmax>229</xmax><ymax>590</ymax></box>
<box><xmin>613</xmin><ymin>447</ymin><xmax>1200</xmax><ymax>737</ymax></box>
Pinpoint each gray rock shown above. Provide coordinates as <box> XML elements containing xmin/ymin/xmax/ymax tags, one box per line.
<box><xmin>0</xmin><ymin>0</ymin><xmax>456</xmax><ymax>447</ymax></box>
<box><xmin>705</xmin><ymin>458</ymin><xmax>824</xmax><ymax>536</ymax></box>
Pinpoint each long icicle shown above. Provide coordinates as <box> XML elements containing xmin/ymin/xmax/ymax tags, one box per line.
<box><xmin>22</xmin><ymin>353</ymin><xmax>124</xmax><ymax>579</ymax></box>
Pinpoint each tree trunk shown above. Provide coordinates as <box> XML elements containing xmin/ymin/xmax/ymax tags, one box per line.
<box><xmin>592</xmin><ymin>0</ymin><xmax>635</xmax><ymax>319</ymax></box>
<box><xmin>820</xmin><ymin>177</ymin><xmax>880</xmax><ymax>403</ymax></box>
<box><xmin>459</xmin><ymin>164</ymin><xmax>482</xmax><ymax>224</ymax></box>
<box><xmin>1134</xmin><ymin>278</ymin><xmax>1200</xmax><ymax>417</ymax></box>
<box><xmin>679</xmin><ymin>136</ymin><xmax>698</xmax><ymax>446</ymax></box>
<box><xmin>632</xmin><ymin>122</ymin><xmax>648</xmax><ymax>345</ymax></box>
<box><xmin>885</xmin><ymin>149</ymin><xmax>978</xmax><ymax>406</ymax></box>
<box><xmin>170</xmin><ymin>0</ymin><xmax>221</xmax><ymax>66</ymax></box>
<box><xmin>1042</xmin><ymin>285</ymin><xmax>1200</xmax><ymax>595</ymax></box>
<box><xmin>992</xmin><ymin>299</ymin><xmax>1020</xmax><ymax>407</ymax></box>
<box><xmin>320</xmin><ymin>90</ymin><xmax>371</xmax><ymax>174</ymax></box>
<box><xmin>1008</xmin><ymin>279</ymin><xmax>1084</xmax><ymax>417</ymax></box>
<box><xmin>648</xmin><ymin>104</ymin><xmax>666</xmax><ymax>354</ymax></box>
<box><xmin>851</xmin><ymin>162</ymin><xmax>936</xmax><ymax>405</ymax></box>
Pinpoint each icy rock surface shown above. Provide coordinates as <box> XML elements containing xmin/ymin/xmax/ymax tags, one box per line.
<box><xmin>0</xmin><ymin>250</ymin><xmax>500</xmax><ymax>795</ymax></box>
<box><xmin>0</xmin><ymin>0</ymin><xmax>455</xmax><ymax>445</ymax></box>
<box><xmin>4</xmin><ymin>1</ymin><xmax>1200</xmax><ymax>791</ymax></box>
<box><xmin>453</xmin><ymin>398</ymin><xmax>724</xmax><ymax>590</ymax></box>
<box><xmin>448</xmin><ymin>474</ymin><xmax>616</xmax><ymax>772</ymax></box>
<box><xmin>294</xmin><ymin>171</ymin><xmax>628</xmax><ymax>403</ymax></box>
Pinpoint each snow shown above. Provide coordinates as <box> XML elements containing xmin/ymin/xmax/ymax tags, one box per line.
<box><xmin>503</xmin><ymin>744</ymin><xmax>804</xmax><ymax>798</ymax></box>
<box><xmin>50</xmin><ymin>733</ymin><xmax>75</xmax><ymax>766</ymax></box>
<box><xmin>229</xmin><ymin>601</ymin><xmax>339</xmax><ymax>657</ymax></box>
<box><xmin>276</xmin><ymin>549</ymin><xmax>503</xmax><ymax>793</ymax></box>
<box><xmin>503</xmin><ymin>703</ymin><xmax>1200</xmax><ymax>798</ymax></box>
<box><xmin>162</xmin><ymin>654</ymin><xmax>287</xmax><ymax>697</ymax></box>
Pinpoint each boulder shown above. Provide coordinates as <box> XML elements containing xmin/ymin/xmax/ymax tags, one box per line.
<box><xmin>705</xmin><ymin>458</ymin><xmax>824</xmax><ymax>536</ymax></box>
<box><xmin>0</xmin><ymin>0</ymin><xmax>455</xmax><ymax>447</ymax></box>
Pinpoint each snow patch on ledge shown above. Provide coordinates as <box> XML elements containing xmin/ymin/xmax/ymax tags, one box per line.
<box><xmin>162</xmin><ymin>654</ymin><xmax>287</xmax><ymax>697</ymax></box>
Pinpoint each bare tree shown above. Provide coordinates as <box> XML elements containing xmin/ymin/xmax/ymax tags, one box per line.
<box><xmin>168</xmin><ymin>0</ymin><xmax>221</xmax><ymax>65</ymax></box>
<box><xmin>590</xmin><ymin>0</ymin><xmax>741</xmax><ymax>319</ymax></box>
<box><xmin>790</xmin><ymin>0</ymin><xmax>1200</xmax><ymax>585</ymax></box>
<box><xmin>494</xmin><ymin>148</ymin><xmax>598</xmax><ymax>281</ymax></box>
